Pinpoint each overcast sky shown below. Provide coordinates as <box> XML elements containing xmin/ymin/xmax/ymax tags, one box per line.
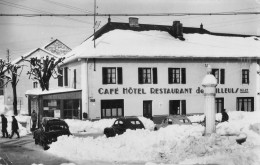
<box><xmin>0</xmin><ymin>0</ymin><xmax>259</xmax><ymax>61</ymax></box>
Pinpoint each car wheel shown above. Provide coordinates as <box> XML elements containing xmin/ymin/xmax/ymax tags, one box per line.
<box><xmin>35</xmin><ymin>138</ymin><xmax>38</xmax><ymax>145</ymax></box>
<box><xmin>154</xmin><ymin>127</ymin><xmax>158</xmax><ymax>131</ymax></box>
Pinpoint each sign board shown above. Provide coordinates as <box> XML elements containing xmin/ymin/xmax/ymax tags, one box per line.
<box><xmin>54</xmin><ymin>110</ymin><xmax>60</xmax><ymax>118</ymax></box>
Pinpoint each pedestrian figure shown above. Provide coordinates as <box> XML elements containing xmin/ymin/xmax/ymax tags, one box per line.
<box><xmin>31</xmin><ymin>110</ymin><xmax>37</xmax><ymax>131</ymax></box>
<box><xmin>1</xmin><ymin>114</ymin><xmax>9</xmax><ymax>138</ymax></box>
<box><xmin>221</xmin><ymin>109</ymin><xmax>229</xmax><ymax>122</ymax></box>
<box><xmin>9</xmin><ymin>116</ymin><xmax>20</xmax><ymax>139</ymax></box>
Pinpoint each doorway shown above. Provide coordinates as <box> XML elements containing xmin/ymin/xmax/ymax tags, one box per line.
<box><xmin>143</xmin><ymin>100</ymin><xmax>152</xmax><ymax>119</ymax></box>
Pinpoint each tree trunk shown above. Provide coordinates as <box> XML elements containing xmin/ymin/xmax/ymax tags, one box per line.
<box><xmin>12</xmin><ymin>85</ymin><xmax>18</xmax><ymax>115</ymax></box>
<box><xmin>12</xmin><ymin>69</ymin><xmax>18</xmax><ymax>116</ymax></box>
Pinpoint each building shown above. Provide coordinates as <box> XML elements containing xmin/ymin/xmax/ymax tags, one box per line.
<box><xmin>1</xmin><ymin>39</ymin><xmax>71</xmax><ymax>115</ymax></box>
<box><xmin>26</xmin><ymin>18</ymin><xmax>260</xmax><ymax>121</ymax></box>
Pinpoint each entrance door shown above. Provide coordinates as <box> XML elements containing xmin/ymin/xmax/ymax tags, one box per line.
<box><xmin>215</xmin><ymin>98</ymin><xmax>224</xmax><ymax>113</ymax></box>
<box><xmin>143</xmin><ymin>101</ymin><xmax>152</xmax><ymax>119</ymax></box>
<box><xmin>169</xmin><ymin>100</ymin><xmax>180</xmax><ymax>115</ymax></box>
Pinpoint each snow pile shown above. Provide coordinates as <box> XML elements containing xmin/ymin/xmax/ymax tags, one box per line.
<box><xmin>65</xmin><ymin>117</ymin><xmax>155</xmax><ymax>133</ymax></box>
<box><xmin>48</xmin><ymin>111</ymin><xmax>260</xmax><ymax>165</ymax></box>
<box><xmin>188</xmin><ymin>113</ymin><xmax>222</xmax><ymax>123</ymax></box>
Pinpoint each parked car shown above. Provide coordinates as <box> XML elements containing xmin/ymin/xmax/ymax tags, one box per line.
<box><xmin>154</xmin><ymin>115</ymin><xmax>192</xmax><ymax>130</ymax></box>
<box><xmin>104</xmin><ymin>117</ymin><xmax>145</xmax><ymax>138</ymax></box>
<box><xmin>33</xmin><ymin>117</ymin><xmax>71</xmax><ymax>150</ymax></box>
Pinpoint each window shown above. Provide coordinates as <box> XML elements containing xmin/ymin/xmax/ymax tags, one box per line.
<box><xmin>33</xmin><ymin>81</ymin><xmax>38</xmax><ymax>88</ymax></box>
<box><xmin>237</xmin><ymin>97</ymin><xmax>254</xmax><ymax>112</ymax></box>
<box><xmin>43</xmin><ymin>100</ymin><xmax>61</xmax><ymax>117</ymax></box>
<box><xmin>0</xmin><ymin>79</ymin><xmax>4</xmax><ymax>95</ymax></box>
<box><xmin>64</xmin><ymin>99</ymin><xmax>80</xmax><ymax>119</ymax></box>
<box><xmin>168</xmin><ymin>68</ymin><xmax>186</xmax><ymax>84</ymax></box>
<box><xmin>58</xmin><ymin>68</ymin><xmax>63</xmax><ymax>87</ymax></box>
<box><xmin>211</xmin><ymin>68</ymin><xmax>225</xmax><ymax>84</ymax></box>
<box><xmin>102</xmin><ymin>67</ymin><xmax>123</xmax><ymax>84</ymax></box>
<box><xmin>242</xmin><ymin>69</ymin><xmax>249</xmax><ymax>84</ymax></box>
<box><xmin>101</xmin><ymin>99</ymin><xmax>124</xmax><ymax>118</ymax></box>
<box><xmin>138</xmin><ymin>68</ymin><xmax>157</xmax><ymax>84</ymax></box>
<box><xmin>64</xmin><ymin>67</ymin><xmax>68</xmax><ymax>86</ymax></box>
<box><xmin>215</xmin><ymin>98</ymin><xmax>224</xmax><ymax>113</ymax></box>
<box><xmin>73</xmin><ymin>69</ymin><xmax>76</xmax><ymax>89</ymax></box>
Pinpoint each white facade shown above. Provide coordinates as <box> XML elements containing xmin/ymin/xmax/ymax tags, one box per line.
<box><xmin>63</xmin><ymin>58</ymin><xmax>260</xmax><ymax>120</ymax></box>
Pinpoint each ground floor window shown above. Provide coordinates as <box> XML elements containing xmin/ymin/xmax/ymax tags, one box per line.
<box><xmin>169</xmin><ymin>100</ymin><xmax>186</xmax><ymax>115</ymax></box>
<box><xmin>215</xmin><ymin>98</ymin><xmax>224</xmax><ymax>113</ymax></box>
<box><xmin>64</xmin><ymin>99</ymin><xmax>80</xmax><ymax>119</ymax></box>
<box><xmin>43</xmin><ymin>100</ymin><xmax>61</xmax><ymax>118</ymax></box>
<box><xmin>101</xmin><ymin>99</ymin><xmax>124</xmax><ymax>119</ymax></box>
<box><xmin>237</xmin><ymin>97</ymin><xmax>254</xmax><ymax>112</ymax></box>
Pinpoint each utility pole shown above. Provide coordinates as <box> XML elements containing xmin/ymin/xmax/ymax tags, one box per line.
<box><xmin>6</xmin><ymin>49</ymin><xmax>10</xmax><ymax>62</ymax></box>
<box><xmin>94</xmin><ymin>0</ymin><xmax>96</xmax><ymax>48</ymax></box>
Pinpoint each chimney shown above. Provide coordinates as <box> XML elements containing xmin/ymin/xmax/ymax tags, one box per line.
<box><xmin>129</xmin><ymin>17</ymin><xmax>139</xmax><ymax>27</ymax></box>
<box><xmin>200</xmin><ymin>23</ymin><xmax>203</xmax><ymax>29</ymax></box>
<box><xmin>171</xmin><ymin>21</ymin><xmax>184</xmax><ymax>40</ymax></box>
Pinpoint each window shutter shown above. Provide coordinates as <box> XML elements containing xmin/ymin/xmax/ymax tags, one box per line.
<box><xmin>74</xmin><ymin>69</ymin><xmax>76</xmax><ymax>89</ymax></box>
<box><xmin>153</xmin><ymin>68</ymin><xmax>157</xmax><ymax>84</ymax></box>
<box><xmin>64</xmin><ymin>67</ymin><xmax>68</xmax><ymax>86</ymax></box>
<box><xmin>102</xmin><ymin>68</ymin><xmax>107</xmax><ymax>84</ymax></box>
<box><xmin>181</xmin><ymin>100</ymin><xmax>186</xmax><ymax>115</ymax></box>
<box><xmin>248</xmin><ymin>70</ymin><xmax>250</xmax><ymax>84</ymax></box>
<box><xmin>138</xmin><ymin>68</ymin><xmax>143</xmax><ymax>84</ymax></box>
<box><xmin>168</xmin><ymin>68</ymin><xmax>173</xmax><ymax>84</ymax></box>
<box><xmin>181</xmin><ymin>68</ymin><xmax>186</xmax><ymax>84</ymax></box>
<box><xmin>220</xmin><ymin>69</ymin><xmax>225</xmax><ymax>84</ymax></box>
<box><xmin>58</xmin><ymin>69</ymin><xmax>63</xmax><ymax>87</ymax></box>
<box><xmin>117</xmin><ymin>67</ymin><xmax>123</xmax><ymax>84</ymax></box>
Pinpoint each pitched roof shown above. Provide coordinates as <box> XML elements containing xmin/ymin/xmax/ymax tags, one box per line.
<box><xmin>12</xmin><ymin>39</ymin><xmax>71</xmax><ymax>64</ymax></box>
<box><xmin>62</xmin><ymin>21</ymin><xmax>260</xmax><ymax>64</ymax></box>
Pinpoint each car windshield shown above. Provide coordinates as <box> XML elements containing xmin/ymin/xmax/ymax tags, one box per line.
<box><xmin>179</xmin><ymin>119</ymin><xmax>189</xmax><ymax>123</ymax></box>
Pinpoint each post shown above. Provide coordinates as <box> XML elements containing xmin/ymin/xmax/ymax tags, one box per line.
<box><xmin>202</xmin><ymin>65</ymin><xmax>218</xmax><ymax>135</ymax></box>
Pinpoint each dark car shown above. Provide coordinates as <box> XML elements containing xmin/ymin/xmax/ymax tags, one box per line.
<box><xmin>33</xmin><ymin>117</ymin><xmax>71</xmax><ymax>150</ymax></box>
<box><xmin>104</xmin><ymin>117</ymin><xmax>145</xmax><ymax>138</ymax></box>
<box><xmin>154</xmin><ymin>115</ymin><xmax>192</xmax><ymax>130</ymax></box>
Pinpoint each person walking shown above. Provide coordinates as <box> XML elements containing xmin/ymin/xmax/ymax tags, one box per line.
<box><xmin>9</xmin><ymin>116</ymin><xmax>20</xmax><ymax>139</ymax></box>
<box><xmin>221</xmin><ymin>109</ymin><xmax>229</xmax><ymax>122</ymax></box>
<box><xmin>31</xmin><ymin>110</ymin><xmax>37</xmax><ymax>131</ymax></box>
<box><xmin>1</xmin><ymin>114</ymin><xmax>9</xmax><ymax>138</ymax></box>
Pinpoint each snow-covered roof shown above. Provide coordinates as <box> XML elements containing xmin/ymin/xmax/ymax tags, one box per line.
<box><xmin>63</xmin><ymin>29</ymin><xmax>260</xmax><ymax>64</ymax></box>
<box><xmin>12</xmin><ymin>39</ymin><xmax>71</xmax><ymax>65</ymax></box>
<box><xmin>25</xmin><ymin>88</ymin><xmax>81</xmax><ymax>96</ymax></box>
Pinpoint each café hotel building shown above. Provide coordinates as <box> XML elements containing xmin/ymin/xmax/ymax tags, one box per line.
<box><xmin>26</xmin><ymin>17</ymin><xmax>260</xmax><ymax>120</ymax></box>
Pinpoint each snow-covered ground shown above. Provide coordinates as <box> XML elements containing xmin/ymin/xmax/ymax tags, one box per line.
<box><xmin>1</xmin><ymin>111</ymin><xmax>260</xmax><ymax>165</ymax></box>
<box><xmin>45</xmin><ymin>111</ymin><xmax>260</xmax><ymax>165</ymax></box>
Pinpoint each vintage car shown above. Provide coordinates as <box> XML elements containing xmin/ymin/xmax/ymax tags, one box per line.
<box><xmin>104</xmin><ymin>117</ymin><xmax>145</xmax><ymax>138</ymax></box>
<box><xmin>154</xmin><ymin>115</ymin><xmax>192</xmax><ymax>130</ymax></box>
<box><xmin>33</xmin><ymin>117</ymin><xmax>71</xmax><ymax>150</ymax></box>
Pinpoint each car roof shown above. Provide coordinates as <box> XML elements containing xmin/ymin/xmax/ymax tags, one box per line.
<box><xmin>117</xmin><ymin>116</ymin><xmax>140</xmax><ymax>120</ymax></box>
<box><xmin>167</xmin><ymin>115</ymin><xmax>190</xmax><ymax>120</ymax></box>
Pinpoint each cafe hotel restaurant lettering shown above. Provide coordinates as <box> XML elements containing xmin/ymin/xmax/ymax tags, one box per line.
<box><xmin>25</xmin><ymin>17</ymin><xmax>260</xmax><ymax>122</ymax></box>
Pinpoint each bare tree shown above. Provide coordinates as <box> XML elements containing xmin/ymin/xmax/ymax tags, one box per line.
<box><xmin>9</xmin><ymin>64</ymin><xmax>22</xmax><ymax>115</ymax></box>
<box><xmin>0</xmin><ymin>59</ymin><xmax>11</xmax><ymax>87</ymax></box>
<box><xmin>0</xmin><ymin>59</ymin><xmax>22</xmax><ymax>115</ymax></box>
<box><xmin>24</xmin><ymin>56</ymin><xmax>64</xmax><ymax>91</ymax></box>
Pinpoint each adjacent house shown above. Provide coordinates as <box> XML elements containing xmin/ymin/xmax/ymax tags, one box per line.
<box><xmin>26</xmin><ymin>17</ymin><xmax>260</xmax><ymax>121</ymax></box>
<box><xmin>2</xmin><ymin>39</ymin><xmax>71</xmax><ymax>115</ymax></box>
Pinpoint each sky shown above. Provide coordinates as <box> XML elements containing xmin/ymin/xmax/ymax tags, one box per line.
<box><xmin>0</xmin><ymin>0</ymin><xmax>259</xmax><ymax>61</ymax></box>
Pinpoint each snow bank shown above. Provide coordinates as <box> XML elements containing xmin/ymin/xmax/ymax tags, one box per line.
<box><xmin>48</xmin><ymin>111</ymin><xmax>260</xmax><ymax>165</ymax></box>
<box><xmin>65</xmin><ymin>117</ymin><xmax>155</xmax><ymax>134</ymax></box>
